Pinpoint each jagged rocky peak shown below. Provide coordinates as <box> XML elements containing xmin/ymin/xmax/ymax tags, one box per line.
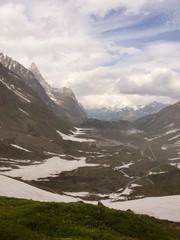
<box><xmin>29</xmin><ymin>62</ymin><xmax>38</xmax><ymax>71</ymax></box>
<box><xmin>30</xmin><ymin>62</ymin><xmax>81</xmax><ymax>103</ymax></box>
<box><xmin>29</xmin><ymin>61</ymin><xmax>87</xmax><ymax>123</ymax></box>
<box><xmin>0</xmin><ymin>52</ymin><xmax>87</xmax><ymax>123</ymax></box>
<box><xmin>0</xmin><ymin>52</ymin><xmax>34</xmax><ymax>80</ymax></box>
<box><xmin>0</xmin><ymin>53</ymin><xmax>56</xmax><ymax>106</ymax></box>
<box><xmin>29</xmin><ymin>62</ymin><xmax>52</xmax><ymax>93</ymax></box>
<box><xmin>0</xmin><ymin>52</ymin><xmax>16</xmax><ymax>69</ymax></box>
<box><xmin>57</xmin><ymin>87</ymin><xmax>76</xmax><ymax>101</ymax></box>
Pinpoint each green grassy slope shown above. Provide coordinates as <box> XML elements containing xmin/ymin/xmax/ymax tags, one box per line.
<box><xmin>0</xmin><ymin>197</ymin><xmax>179</xmax><ymax>240</ymax></box>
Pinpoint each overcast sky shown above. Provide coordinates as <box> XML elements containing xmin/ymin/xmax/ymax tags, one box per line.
<box><xmin>0</xmin><ymin>0</ymin><xmax>180</xmax><ymax>108</ymax></box>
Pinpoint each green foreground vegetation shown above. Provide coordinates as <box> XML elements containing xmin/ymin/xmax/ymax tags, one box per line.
<box><xmin>0</xmin><ymin>197</ymin><xmax>179</xmax><ymax>240</ymax></box>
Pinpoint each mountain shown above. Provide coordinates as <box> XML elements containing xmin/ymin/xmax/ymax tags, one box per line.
<box><xmin>29</xmin><ymin>62</ymin><xmax>87</xmax><ymax>124</ymax></box>
<box><xmin>0</xmin><ymin>53</ymin><xmax>54</xmax><ymax>107</ymax></box>
<box><xmin>0</xmin><ymin>52</ymin><xmax>179</xmax><ymax>213</ymax></box>
<box><xmin>134</xmin><ymin>101</ymin><xmax>180</xmax><ymax>133</ymax></box>
<box><xmin>0</xmin><ymin>53</ymin><xmax>87</xmax><ymax>124</ymax></box>
<box><xmin>86</xmin><ymin>102</ymin><xmax>168</xmax><ymax>122</ymax></box>
<box><xmin>0</xmin><ymin>61</ymin><xmax>75</xmax><ymax>160</ymax></box>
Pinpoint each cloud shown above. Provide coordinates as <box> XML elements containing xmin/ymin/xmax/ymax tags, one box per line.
<box><xmin>0</xmin><ymin>0</ymin><xmax>179</xmax><ymax>108</ymax></box>
<box><xmin>117</xmin><ymin>68</ymin><xmax>180</xmax><ymax>98</ymax></box>
<box><xmin>80</xmin><ymin>93</ymin><xmax>174</xmax><ymax>109</ymax></box>
<box><xmin>0</xmin><ymin>1</ymin><xmax>110</xmax><ymax>79</ymax></box>
<box><xmin>72</xmin><ymin>0</ymin><xmax>166</xmax><ymax>16</ymax></box>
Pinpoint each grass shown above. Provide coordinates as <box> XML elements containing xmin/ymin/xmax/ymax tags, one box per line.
<box><xmin>135</xmin><ymin>168</ymin><xmax>180</xmax><ymax>197</ymax></box>
<box><xmin>0</xmin><ymin>196</ymin><xmax>179</xmax><ymax>240</ymax></box>
<box><xmin>34</xmin><ymin>166</ymin><xmax>129</xmax><ymax>194</ymax></box>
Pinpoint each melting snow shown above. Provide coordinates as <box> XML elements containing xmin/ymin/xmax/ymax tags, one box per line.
<box><xmin>168</xmin><ymin>134</ymin><xmax>180</xmax><ymax>141</ymax></box>
<box><xmin>168</xmin><ymin>157</ymin><xmax>180</xmax><ymax>161</ymax></box>
<box><xmin>10</xmin><ymin>144</ymin><xmax>32</xmax><ymax>152</ymax></box>
<box><xmin>122</xmin><ymin>129</ymin><xmax>143</xmax><ymax>135</ymax></box>
<box><xmin>169</xmin><ymin>163</ymin><xmax>180</xmax><ymax>169</ymax></box>
<box><xmin>0</xmin><ymin>174</ymin><xmax>79</xmax><ymax>203</ymax></box>
<box><xmin>18</xmin><ymin>108</ymin><xmax>30</xmax><ymax>116</ymax></box>
<box><xmin>4</xmin><ymin>156</ymin><xmax>99</xmax><ymax>180</ymax></box>
<box><xmin>114</xmin><ymin>162</ymin><xmax>134</xmax><ymax>170</ymax></box>
<box><xmin>130</xmin><ymin>184</ymin><xmax>142</xmax><ymax>188</ymax></box>
<box><xmin>56</xmin><ymin>130</ymin><xmax>95</xmax><ymax>142</ymax></box>
<box><xmin>0</xmin><ymin>174</ymin><xmax>179</xmax><ymax>222</ymax></box>
<box><xmin>102</xmin><ymin>195</ymin><xmax>180</xmax><ymax>222</ymax></box>
<box><xmin>149</xmin><ymin>171</ymin><xmax>167</xmax><ymax>175</ymax></box>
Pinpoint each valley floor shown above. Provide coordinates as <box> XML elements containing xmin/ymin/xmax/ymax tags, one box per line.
<box><xmin>0</xmin><ymin>127</ymin><xmax>180</xmax><ymax>222</ymax></box>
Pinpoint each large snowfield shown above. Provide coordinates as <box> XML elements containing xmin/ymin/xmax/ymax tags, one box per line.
<box><xmin>0</xmin><ymin>174</ymin><xmax>179</xmax><ymax>222</ymax></box>
<box><xmin>4</xmin><ymin>156</ymin><xmax>99</xmax><ymax>180</ymax></box>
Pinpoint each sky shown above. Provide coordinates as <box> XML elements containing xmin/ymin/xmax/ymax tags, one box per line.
<box><xmin>0</xmin><ymin>0</ymin><xmax>180</xmax><ymax>108</ymax></box>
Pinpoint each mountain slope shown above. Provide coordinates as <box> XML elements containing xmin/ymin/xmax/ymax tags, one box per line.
<box><xmin>134</xmin><ymin>101</ymin><xmax>180</xmax><ymax>133</ymax></box>
<box><xmin>0</xmin><ymin>53</ymin><xmax>87</xmax><ymax>124</ymax></box>
<box><xmin>0</xmin><ymin>196</ymin><xmax>179</xmax><ymax>240</ymax></box>
<box><xmin>0</xmin><ymin>62</ymin><xmax>74</xmax><ymax>159</ymax></box>
<box><xmin>0</xmin><ymin>52</ymin><xmax>55</xmax><ymax>108</ymax></box>
<box><xmin>29</xmin><ymin>62</ymin><xmax>87</xmax><ymax>124</ymax></box>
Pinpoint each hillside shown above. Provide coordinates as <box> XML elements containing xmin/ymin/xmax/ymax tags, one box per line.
<box><xmin>0</xmin><ymin>62</ymin><xmax>75</xmax><ymax>160</ymax></box>
<box><xmin>29</xmin><ymin>63</ymin><xmax>87</xmax><ymax>124</ymax></box>
<box><xmin>0</xmin><ymin>55</ymin><xmax>179</xmax><ymax>221</ymax></box>
<box><xmin>0</xmin><ymin>196</ymin><xmax>179</xmax><ymax>240</ymax></box>
<box><xmin>0</xmin><ymin>53</ymin><xmax>87</xmax><ymax>124</ymax></box>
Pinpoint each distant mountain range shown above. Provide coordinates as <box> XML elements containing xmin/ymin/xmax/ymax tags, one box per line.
<box><xmin>86</xmin><ymin>102</ymin><xmax>168</xmax><ymax>121</ymax></box>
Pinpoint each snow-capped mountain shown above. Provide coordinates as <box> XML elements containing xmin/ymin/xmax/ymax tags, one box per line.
<box><xmin>86</xmin><ymin>102</ymin><xmax>168</xmax><ymax>121</ymax></box>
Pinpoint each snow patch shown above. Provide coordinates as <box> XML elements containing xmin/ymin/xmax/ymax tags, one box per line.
<box><xmin>169</xmin><ymin>163</ymin><xmax>180</xmax><ymax>169</ymax></box>
<box><xmin>102</xmin><ymin>195</ymin><xmax>180</xmax><ymax>222</ymax></box>
<box><xmin>18</xmin><ymin>108</ymin><xmax>30</xmax><ymax>116</ymax></box>
<box><xmin>114</xmin><ymin>162</ymin><xmax>134</xmax><ymax>170</ymax></box>
<box><xmin>56</xmin><ymin>130</ymin><xmax>95</xmax><ymax>142</ymax></box>
<box><xmin>122</xmin><ymin>129</ymin><xmax>143</xmax><ymax>135</ymax></box>
<box><xmin>0</xmin><ymin>174</ymin><xmax>79</xmax><ymax>203</ymax></box>
<box><xmin>149</xmin><ymin>171</ymin><xmax>167</xmax><ymax>175</ymax></box>
<box><xmin>10</xmin><ymin>144</ymin><xmax>32</xmax><ymax>152</ymax></box>
<box><xmin>5</xmin><ymin>156</ymin><xmax>99</xmax><ymax>180</ymax></box>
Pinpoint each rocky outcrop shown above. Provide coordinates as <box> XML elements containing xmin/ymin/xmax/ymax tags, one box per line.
<box><xmin>29</xmin><ymin>62</ymin><xmax>87</xmax><ymax>124</ymax></box>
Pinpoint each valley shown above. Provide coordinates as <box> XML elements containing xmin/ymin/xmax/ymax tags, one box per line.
<box><xmin>0</xmin><ymin>53</ymin><xmax>179</xmax><ymax>224</ymax></box>
<box><xmin>0</xmin><ymin>2</ymin><xmax>180</xmax><ymax>239</ymax></box>
<box><xmin>0</xmin><ymin>124</ymin><xmax>180</xmax><ymax>222</ymax></box>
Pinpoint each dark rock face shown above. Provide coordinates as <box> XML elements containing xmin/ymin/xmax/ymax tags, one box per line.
<box><xmin>29</xmin><ymin>62</ymin><xmax>87</xmax><ymax>124</ymax></box>
<box><xmin>0</xmin><ymin>53</ymin><xmax>87</xmax><ymax>124</ymax></box>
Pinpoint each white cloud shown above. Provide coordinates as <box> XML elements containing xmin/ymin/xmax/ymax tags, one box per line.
<box><xmin>80</xmin><ymin>93</ymin><xmax>175</xmax><ymax>109</ymax></box>
<box><xmin>72</xmin><ymin>0</ymin><xmax>166</xmax><ymax>16</ymax></box>
<box><xmin>117</xmin><ymin>68</ymin><xmax>180</xmax><ymax>98</ymax></box>
<box><xmin>0</xmin><ymin>0</ymin><xmax>179</xmax><ymax>109</ymax></box>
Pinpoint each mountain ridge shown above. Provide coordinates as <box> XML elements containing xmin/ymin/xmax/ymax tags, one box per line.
<box><xmin>86</xmin><ymin>102</ymin><xmax>168</xmax><ymax>122</ymax></box>
<box><xmin>29</xmin><ymin>62</ymin><xmax>87</xmax><ymax>124</ymax></box>
<box><xmin>0</xmin><ymin>53</ymin><xmax>87</xmax><ymax>124</ymax></box>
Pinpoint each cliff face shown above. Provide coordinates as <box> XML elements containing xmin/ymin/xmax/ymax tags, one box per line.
<box><xmin>0</xmin><ymin>53</ymin><xmax>87</xmax><ymax>124</ymax></box>
<box><xmin>29</xmin><ymin>62</ymin><xmax>87</xmax><ymax>124</ymax></box>
<box><xmin>0</xmin><ymin>53</ymin><xmax>54</xmax><ymax>107</ymax></box>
